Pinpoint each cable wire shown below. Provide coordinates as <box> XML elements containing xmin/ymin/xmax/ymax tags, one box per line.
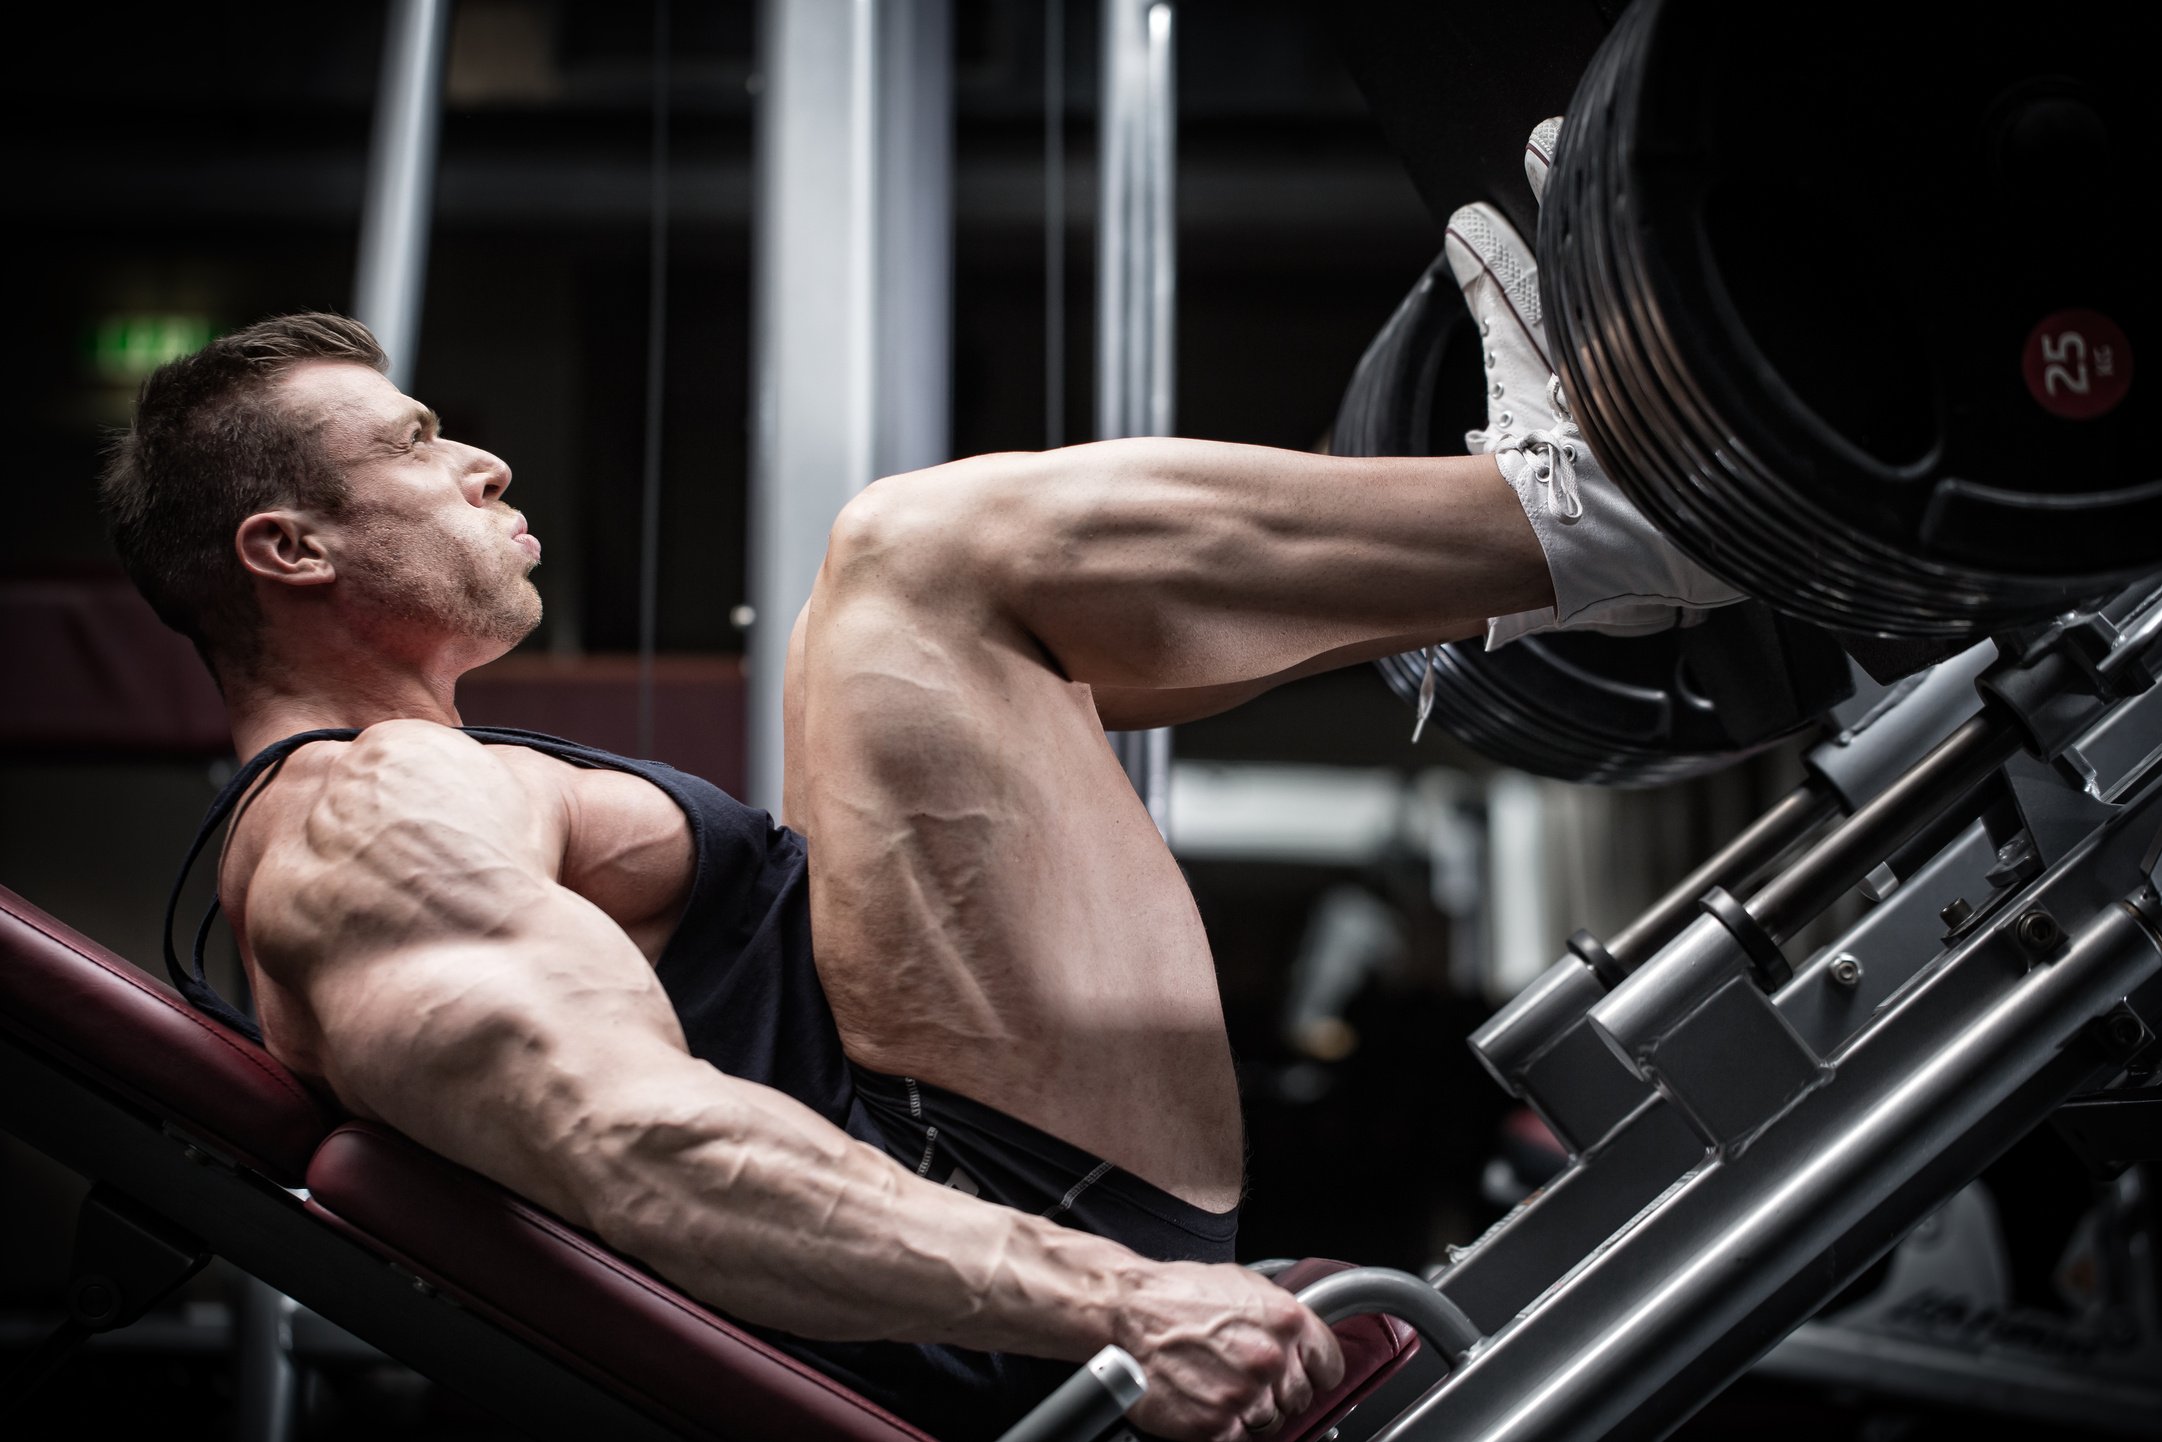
<box><xmin>637</xmin><ymin>0</ymin><xmax>671</xmax><ymax>757</ymax></box>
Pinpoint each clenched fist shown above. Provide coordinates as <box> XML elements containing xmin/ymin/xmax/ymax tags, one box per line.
<box><xmin>1113</xmin><ymin>1261</ymin><xmax>1345</xmax><ymax>1441</ymax></box>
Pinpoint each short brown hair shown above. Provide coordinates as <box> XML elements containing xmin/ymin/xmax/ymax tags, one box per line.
<box><xmin>99</xmin><ymin>312</ymin><xmax>387</xmax><ymax>682</ymax></box>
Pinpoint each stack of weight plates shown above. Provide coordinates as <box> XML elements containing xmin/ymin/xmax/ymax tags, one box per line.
<box><xmin>1541</xmin><ymin>0</ymin><xmax>2154</xmax><ymax>638</ymax></box>
<box><xmin>1337</xmin><ymin>253</ymin><xmax>1850</xmax><ymax>786</ymax></box>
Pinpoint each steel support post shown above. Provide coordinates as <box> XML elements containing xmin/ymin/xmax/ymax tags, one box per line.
<box><xmin>1601</xmin><ymin>785</ymin><xmax>1835</xmax><ymax>969</ymax></box>
<box><xmin>1097</xmin><ymin>0</ymin><xmax>1177</xmax><ymax>834</ymax></box>
<box><xmin>748</xmin><ymin>0</ymin><xmax>954</xmax><ymax>812</ymax></box>
<box><xmin>1746</xmin><ymin>713</ymin><xmax>2023</xmax><ymax>944</ymax></box>
<box><xmin>234</xmin><ymin>1273</ymin><xmax>298</xmax><ymax>1442</ymax></box>
<box><xmin>353</xmin><ymin>0</ymin><xmax>451</xmax><ymax>391</ymax></box>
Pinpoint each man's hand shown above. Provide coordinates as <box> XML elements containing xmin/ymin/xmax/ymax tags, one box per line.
<box><xmin>1115</xmin><ymin>1262</ymin><xmax>1345</xmax><ymax>1441</ymax></box>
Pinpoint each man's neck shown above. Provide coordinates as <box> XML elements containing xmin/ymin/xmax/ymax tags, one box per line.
<box><xmin>226</xmin><ymin>654</ymin><xmax>469</xmax><ymax>762</ymax></box>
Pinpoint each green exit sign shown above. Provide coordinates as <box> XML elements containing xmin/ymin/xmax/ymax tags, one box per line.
<box><xmin>91</xmin><ymin>314</ymin><xmax>214</xmax><ymax>382</ymax></box>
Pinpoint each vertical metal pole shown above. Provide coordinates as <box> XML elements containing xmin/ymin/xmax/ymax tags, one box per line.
<box><xmin>1486</xmin><ymin>770</ymin><xmax>1554</xmax><ymax>1000</ymax></box>
<box><xmin>352</xmin><ymin>0</ymin><xmax>451</xmax><ymax>391</ymax></box>
<box><xmin>871</xmin><ymin>0</ymin><xmax>953</xmax><ymax>482</ymax></box>
<box><xmin>1044</xmin><ymin>0</ymin><xmax>1066</xmax><ymax>450</ymax></box>
<box><xmin>1097</xmin><ymin>0</ymin><xmax>1178</xmax><ymax>836</ymax></box>
<box><xmin>749</xmin><ymin>0</ymin><xmax>953</xmax><ymax>815</ymax></box>
<box><xmin>1143</xmin><ymin>4</ymin><xmax>1176</xmax><ymax>441</ymax></box>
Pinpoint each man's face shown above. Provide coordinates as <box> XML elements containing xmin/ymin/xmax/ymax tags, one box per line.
<box><xmin>276</xmin><ymin>360</ymin><xmax>542</xmax><ymax>666</ymax></box>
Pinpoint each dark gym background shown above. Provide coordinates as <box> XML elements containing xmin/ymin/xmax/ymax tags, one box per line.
<box><xmin>0</xmin><ymin>4</ymin><xmax>2070</xmax><ymax>1439</ymax></box>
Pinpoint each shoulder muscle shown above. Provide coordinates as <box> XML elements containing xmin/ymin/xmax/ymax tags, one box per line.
<box><xmin>230</xmin><ymin>724</ymin><xmax>689</xmax><ymax>1191</ymax></box>
<box><xmin>245</xmin><ymin>721</ymin><xmax>566</xmax><ymax>976</ymax></box>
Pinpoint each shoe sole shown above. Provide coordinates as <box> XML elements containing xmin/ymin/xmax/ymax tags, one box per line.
<box><xmin>1524</xmin><ymin>117</ymin><xmax>1562</xmax><ymax>206</ymax></box>
<box><xmin>1444</xmin><ymin>202</ymin><xmax>1550</xmax><ymax>371</ymax></box>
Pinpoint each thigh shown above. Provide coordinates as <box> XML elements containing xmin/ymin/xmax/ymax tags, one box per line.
<box><xmin>793</xmin><ymin>566</ymin><xmax>1243</xmax><ymax>1213</ymax></box>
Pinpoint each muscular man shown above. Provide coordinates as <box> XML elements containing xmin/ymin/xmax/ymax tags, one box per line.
<box><xmin>103</xmin><ymin>126</ymin><xmax>1736</xmax><ymax>1440</ymax></box>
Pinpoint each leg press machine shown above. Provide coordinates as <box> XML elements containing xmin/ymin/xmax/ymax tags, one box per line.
<box><xmin>6</xmin><ymin>583</ymin><xmax>2162</xmax><ymax>1441</ymax></box>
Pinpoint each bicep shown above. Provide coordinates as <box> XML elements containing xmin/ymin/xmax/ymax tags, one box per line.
<box><xmin>304</xmin><ymin>893</ymin><xmax>696</xmax><ymax>1226</ymax></box>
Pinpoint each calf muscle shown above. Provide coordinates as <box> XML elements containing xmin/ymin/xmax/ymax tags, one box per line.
<box><xmin>868</xmin><ymin>439</ymin><xmax>1543</xmax><ymax>694</ymax></box>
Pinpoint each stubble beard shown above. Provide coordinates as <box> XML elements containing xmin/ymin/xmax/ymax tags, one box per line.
<box><xmin>344</xmin><ymin>512</ymin><xmax>542</xmax><ymax>659</ymax></box>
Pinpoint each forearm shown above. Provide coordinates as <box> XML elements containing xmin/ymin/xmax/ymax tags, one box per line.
<box><xmin>570</xmin><ymin>1054</ymin><xmax>1141</xmax><ymax>1358</ymax></box>
<box><xmin>571</xmin><ymin>1055</ymin><xmax>1349</xmax><ymax>1442</ymax></box>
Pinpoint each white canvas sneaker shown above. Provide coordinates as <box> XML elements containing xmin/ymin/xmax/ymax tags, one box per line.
<box><xmin>1443</xmin><ymin>201</ymin><xmax>1554</xmax><ymax>443</ymax></box>
<box><xmin>1443</xmin><ymin>197</ymin><xmax>1746</xmax><ymax>648</ymax></box>
<box><xmin>1523</xmin><ymin>116</ymin><xmax>1562</xmax><ymax>206</ymax></box>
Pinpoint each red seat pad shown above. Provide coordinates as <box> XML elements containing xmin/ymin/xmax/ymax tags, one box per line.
<box><xmin>306</xmin><ymin>1122</ymin><xmax>939</xmax><ymax>1442</ymax></box>
<box><xmin>0</xmin><ymin>883</ymin><xmax>329</xmax><ymax>1184</ymax></box>
<box><xmin>307</xmin><ymin>1124</ymin><xmax>1424</xmax><ymax>1442</ymax></box>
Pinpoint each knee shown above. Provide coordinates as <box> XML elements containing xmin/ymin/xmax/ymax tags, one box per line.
<box><xmin>818</xmin><ymin>455</ymin><xmax>1049</xmax><ymax>603</ymax></box>
<box><xmin>820</xmin><ymin>470</ymin><xmax>950</xmax><ymax>597</ymax></box>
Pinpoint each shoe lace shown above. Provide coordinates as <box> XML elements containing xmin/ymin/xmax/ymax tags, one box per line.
<box><xmin>1517</xmin><ymin>376</ymin><xmax>1584</xmax><ymax>520</ymax></box>
<box><xmin>1411</xmin><ymin>645</ymin><xmax>1438</xmax><ymax>744</ymax></box>
<box><xmin>1469</xmin><ymin>374</ymin><xmax>1584</xmax><ymax>521</ymax></box>
<box><xmin>1417</xmin><ymin>380</ymin><xmax>1585</xmax><ymax>740</ymax></box>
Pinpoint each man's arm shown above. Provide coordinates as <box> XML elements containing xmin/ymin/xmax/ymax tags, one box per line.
<box><xmin>244</xmin><ymin>721</ymin><xmax>1339</xmax><ymax>1438</ymax></box>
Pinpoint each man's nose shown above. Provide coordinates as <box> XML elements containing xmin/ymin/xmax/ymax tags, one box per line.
<box><xmin>462</xmin><ymin>445</ymin><xmax>514</xmax><ymax>504</ymax></box>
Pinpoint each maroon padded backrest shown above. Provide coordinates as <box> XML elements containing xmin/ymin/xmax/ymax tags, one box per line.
<box><xmin>0</xmin><ymin>883</ymin><xmax>329</xmax><ymax>1184</ymax></box>
<box><xmin>308</xmin><ymin>1123</ymin><xmax>1423</xmax><ymax>1442</ymax></box>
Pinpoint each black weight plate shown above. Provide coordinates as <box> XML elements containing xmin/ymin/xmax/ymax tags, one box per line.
<box><xmin>1338</xmin><ymin>251</ymin><xmax>1851</xmax><ymax>786</ymax></box>
<box><xmin>1543</xmin><ymin>0</ymin><xmax>2157</xmax><ymax>637</ymax></box>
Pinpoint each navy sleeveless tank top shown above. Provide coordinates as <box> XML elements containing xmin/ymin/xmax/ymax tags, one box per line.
<box><xmin>163</xmin><ymin>725</ymin><xmax>879</xmax><ymax>1146</ymax></box>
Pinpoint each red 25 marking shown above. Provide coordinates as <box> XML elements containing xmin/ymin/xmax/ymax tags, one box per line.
<box><xmin>2040</xmin><ymin>330</ymin><xmax>2089</xmax><ymax>396</ymax></box>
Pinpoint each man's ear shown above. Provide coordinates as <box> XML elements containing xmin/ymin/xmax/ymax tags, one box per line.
<box><xmin>235</xmin><ymin>511</ymin><xmax>336</xmax><ymax>588</ymax></box>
